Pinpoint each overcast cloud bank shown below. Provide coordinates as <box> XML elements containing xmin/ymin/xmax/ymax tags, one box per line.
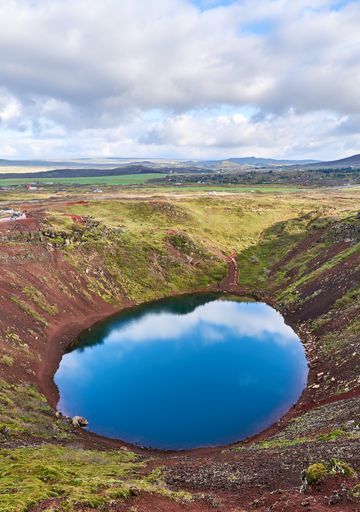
<box><xmin>0</xmin><ymin>0</ymin><xmax>359</xmax><ymax>159</ymax></box>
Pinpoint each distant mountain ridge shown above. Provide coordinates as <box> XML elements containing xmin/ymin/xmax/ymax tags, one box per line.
<box><xmin>307</xmin><ymin>153</ymin><xmax>360</xmax><ymax>168</ymax></box>
<box><xmin>0</xmin><ymin>154</ymin><xmax>359</xmax><ymax>180</ymax></box>
<box><xmin>0</xmin><ymin>156</ymin><xmax>320</xmax><ymax>170</ymax></box>
<box><xmin>199</xmin><ymin>157</ymin><xmax>319</xmax><ymax>166</ymax></box>
<box><xmin>0</xmin><ymin>159</ymin><xmax>88</xmax><ymax>168</ymax></box>
<box><xmin>230</xmin><ymin>157</ymin><xmax>319</xmax><ymax>165</ymax></box>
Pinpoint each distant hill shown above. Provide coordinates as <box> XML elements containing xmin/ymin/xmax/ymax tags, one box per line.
<box><xmin>0</xmin><ymin>159</ymin><xmax>87</xmax><ymax>168</ymax></box>
<box><xmin>0</xmin><ymin>165</ymin><xmax>170</xmax><ymax>180</ymax></box>
<box><xmin>194</xmin><ymin>157</ymin><xmax>319</xmax><ymax>168</ymax></box>
<box><xmin>228</xmin><ymin>157</ymin><xmax>319</xmax><ymax>165</ymax></box>
<box><xmin>0</xmin><ymin>158</ymin><xmax>174</xmax><ymax>170</ymax></box>
<box><xmin>305</xmin><ymin>153</ymin><xmax>360</xmax><ymax>169</ymax></box>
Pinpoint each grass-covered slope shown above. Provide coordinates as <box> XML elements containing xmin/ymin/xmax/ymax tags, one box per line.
<box><xmin>0</xmin><ymin>190</ymin><xmax>359</xmax><ymax>511</ymax></box>
<box><xmin>0</xmin><ymin>445</ymin><xmax>193</xmax><ymax>512</ymax></box>
<box><xmin>237</xmin><ymin>209</ymin><xmax>360</xmax><ymax>399</ymax></box>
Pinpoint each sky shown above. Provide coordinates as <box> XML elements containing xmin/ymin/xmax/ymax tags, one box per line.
<box><xmin>0</xmin><ymin>0</ymin><xmax>359</xmax><ymax>160</ymax></box>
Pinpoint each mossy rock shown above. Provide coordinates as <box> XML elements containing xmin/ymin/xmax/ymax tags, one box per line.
<box><xmin>303</xmin><ymin>459</ymin><xmax>356</xmax><ymax>487</ymax></box>
<box><xmin>329</xmin><ymin>459</ymin><xmax>356</xmax><ymax>477</ymax></box>
<box><xmin>351</xmin><ymin>483</ymin><xmax>360</xmax><ymax>498</ymax></box>
<box><xmin>303</xmin><ymin>463</ymin><xmax>327</xmax><ymax>485</ymax></box>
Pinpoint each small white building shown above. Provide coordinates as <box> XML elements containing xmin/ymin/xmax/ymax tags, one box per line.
<box><xmin>0</xmin><ymin>209</ymin><xmax>26</xmax><ymax>223</ymax></box>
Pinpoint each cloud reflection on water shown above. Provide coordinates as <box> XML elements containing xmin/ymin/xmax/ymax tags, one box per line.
<box><xmin>105</xmin><ymin>300</ymin><xmax>298</xmax><ymax>347</ymax></box>
<box><xmin>55</xmin><ymin>297</ymin><xmax>308</xmax><ymax>448</ymax></box>
<box><xmin>58</xmin><ymin>299</ymin><xmax>301</xmax><ymax>381</ymax></box>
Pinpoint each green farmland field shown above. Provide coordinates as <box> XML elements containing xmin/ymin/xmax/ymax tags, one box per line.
<box><xmin>0</xmin><ymin>173</ymin><xmax>165</xmax><ymax>186</ymax></box>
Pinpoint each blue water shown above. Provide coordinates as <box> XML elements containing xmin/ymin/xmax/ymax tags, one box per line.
<box><xmin>55</xmin><ymin>294</ymin><xmax>308</xmax><ymax>450</ymax></box>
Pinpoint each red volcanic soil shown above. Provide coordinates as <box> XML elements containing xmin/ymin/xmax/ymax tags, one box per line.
<box><xmin>61</xmin><ymin>212</ymin><xmax>88</xmax><ymax>224</ymax></box>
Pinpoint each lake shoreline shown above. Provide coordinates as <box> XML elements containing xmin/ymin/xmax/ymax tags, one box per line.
<box><xmin>36</xmin><ymin>279</ymin><xmax>327</xmax><ymax>456</ymax></box>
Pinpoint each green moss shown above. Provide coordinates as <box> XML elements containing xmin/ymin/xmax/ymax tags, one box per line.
<box><xmin>106</xmin><ymin>486</ymin><xmax>134</xmax><ymax>499</ymax></box>
<box><xmin>351</xmin><ymin>483</ymin><xmax>360</xmax><ymax>498</ymax></box>
<box><xmin>318</xmin><ymin>428</ymin><xmax>346</xmax><ymax>441</ymax></box>
<box><xmin>249</xmin><ymin>437</ymin><xmax>309</xmax><ymax>450</ymax></box>
<box><xmin>0</xmin><ymin>445</ymin><xmax>139</xmax><ymax>511</ymax></box>
<box><xmin>333</xmin><ymin>286</ymin><xmax>360</xmax><ymax>309</ymax></box>
<box><xmin>302</xmin><ymin>459</ymin><xmax>357</xmax><ymax>487</ymax></box>
<box><xmin>0</xmin><ymin>445</ymin><xmax>191</xmax><ymax>511</ymax></box>
<box><xmin>22</xmin><ymin>286</ymin><xmax>59</xmax><ymax>316</ymax></box>
<box><xmin>4</xmin><ymin>332</ymin><xmax>23</xmax><ymax>347</ymax></box>
<box><xmin>0</xmin><ymin>382</ymin><xmax>73</xmax><ymax>440</ymax></box>
<box><xmin>0</xmin><ymin>355</ymin><xmax>14</xmax><ymax>367</ymax></box>
<box><xmin>303</xmin><ymin>463</ymin><xmax>327</xmax><ymax>485</ymax></box>
<box><xmin>167</xmin><ymin>232</ymin><xmax>204</xmax><ymax>256</ymax></box>
<box><xmin>237</xmin><ymin>214</ymin><xmax>311</xmax><ymax>288</ymax></box>
<box><xmin>10</xmin><ymin>296</ymin><xmax>48</xmax><ymax>326</ymax></box>
<box><xmin>329</xmin><ymin>459</ymin><xmax>356</xmax><ymax>477</ymax></box>
<box><xmin>280</xmin><ymin>242</ymin><xmax>360</xmax><ymax>305</ymax></box>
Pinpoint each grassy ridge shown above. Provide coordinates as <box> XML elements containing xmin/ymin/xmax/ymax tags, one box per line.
<box><xmin>57</xmin><ymin>195</ymin><xmax>317</xmax><ymax>255</ymax></box>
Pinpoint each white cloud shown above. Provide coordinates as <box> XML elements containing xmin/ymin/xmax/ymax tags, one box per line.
<box><xmin>0</xmin><ymin>0</ymin><xmax>359</xmax><ymax>158</ymax></box>
<box><xmin>140</xmin><ymin>108</ymin><xmax>357</xmax><ymax>159</ymax></box>
<box><xmin>0</xmin><ymin>89</ymin><xmax>22</xmax><ymax>126</ymax></box>
<box><xmin>105</xmin><ymin>300</ymin><xmax>298</xmax><ymax>348</ymax></box>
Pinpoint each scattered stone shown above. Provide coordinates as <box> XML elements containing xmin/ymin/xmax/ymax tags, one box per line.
<box><xmin>301</xmin><ymin>498</ymin><xmax>311</xmax><ymax>507</ymax></box>
<box><xmin>345</xmin><ymin>420</ymin><xmax>360</xmax><ymax>431</ymax></box>
<box><xmin>328</xmin><ymin>492</ymin><xmax>342</xmax><ymax>505</ymax></box>
<box><xmin>72</xmin><ymin>416</ymin><xmax>89</xmax><ymax>428</ymax></box>
<box><xmin>0</xmin><ymin>426</ymin><xmax>10</xmax><ymax>436</ymax></box>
